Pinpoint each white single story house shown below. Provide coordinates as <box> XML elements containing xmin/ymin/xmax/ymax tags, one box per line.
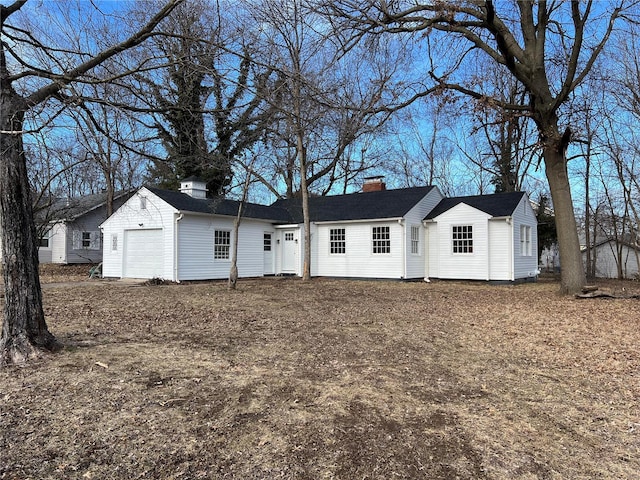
<box><xmin>100</xmin><ymin>178</ymin><xmax>538</xmax><ymax>282</ymax></box>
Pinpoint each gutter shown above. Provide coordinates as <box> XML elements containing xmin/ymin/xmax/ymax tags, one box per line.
<box><xmin>313</xmin><ymin>217</ymin><xmax>404</xmax><ymax>225</ymax></box>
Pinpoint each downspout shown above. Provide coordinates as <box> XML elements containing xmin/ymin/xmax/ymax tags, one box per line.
<box><xmin>399</xmin><ymin>218</ymin><xmax>406</xmax><ymax>280</ymax></box>
<box><xmin>487</xmin><ymin>220</ymin><xmax>491</xmax><ymax>281</ymax></box>
<box><xmin>423</xmin><ymin>220</ymin><xmax>430</xmax><ymax>282</ymax></box>
<box><xmin>174</xmin><ymin>212</ymin><xmax>184</xmax><ymax>283</ymax></box>
<box><xmin>507</xmin><ymin>217</ymin><xmax>514</xmax><ymax>281</ymax></box>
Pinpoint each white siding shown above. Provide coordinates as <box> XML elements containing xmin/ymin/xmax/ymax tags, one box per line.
<box><xmin>512</xmin><ymin>195</ymin><xmax>539</xmax><ymax>279</ymax></box>
<box><xmin>429</xmin><ymin>203</ymin><xmax>491</xmax><ymax>280</ymax></box>
<box><xmin>313</xmin><ymin>221</ymin><xmax>404</xmax><ymax>279</ymax></box>
<box><xmin>403</xmin><ymin>188</ymin><xmax>444</xmax><ymax>279</ymax></box>
<box><xmin>178</xmin><ymin>215</ymin><xmax>269</xmax><ymax>280</ymax></box>
<box><xmin>425</xmin><ymin>223</ymin><xmax>439</xmax><ymax>279</ymax></box>
<box><xmin>101</xmin><ymin>188</ymin><xmax>177</xmax><ymax>280</ymax></box>
<box><xmin>584</xmin><ymin>242</ymin><xmax>640</xmax><ymax>279</ymax></box>
<box><xmin>489</xmin><ymin>219</ymin><xmax>512</xmax><ymax>281</ymax></box>
<box><xmin>50</xmin><ymin>223</ymin><xmax>67</xmax><ymax>264</ymax></box>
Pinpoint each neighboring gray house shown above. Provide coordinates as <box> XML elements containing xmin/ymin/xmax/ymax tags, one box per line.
<box><xmin>35</xmin><ymin>191</ymin><xmax>132</xmax><ymax>264</ymax></box>
<box><xmin>100</xmin><ymin>178</ymin><xmax>539</xmax><ymax>282</ymax></box>
<box><xmin>582</xmin><ymin>239</ymin><xmax>640</xmax><ymax>279</ymax></box>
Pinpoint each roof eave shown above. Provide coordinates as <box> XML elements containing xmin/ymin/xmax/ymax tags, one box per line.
<box><xmin>313</xmin><ymin>217</ymin><xmax>404</xmax><ymax>225</ymax></box>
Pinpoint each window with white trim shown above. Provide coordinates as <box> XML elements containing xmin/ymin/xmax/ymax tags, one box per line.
<box><xmin>330</xmin><ymin>228</ymin><xmax>346</xmax><ymax>254</ymax></box>
<box><xmin>521</xmin><ymin>225</ymin><xmax>532</xmax><ymax>256</ymax></box>
<box><xmin>214</xmin><ymin>230</ymin><xmax>231</xmax><ymax>259</ymax></box>
<box><xmin>372</xmin><ymin>226</ymin><xmax>391</xmax><ymax>254</ymax></box>
<box><xmin>111</xmin><ymin>234</ymin><xmax>118</xmax><ymax>252</ymax></box>
<box><xmin>410</xmin><ymin>225</ymin><xmax>420</xmax><ymax>255</ymax></box>
<box><xmin>452</xmin><ymin>225</ymin><xmax>473</xmax><ymax>254</ymax></box>
<box><xmin>263</xmin><ymin>234</ymin><xmax>272</xmax><ymax>252</ymax></box>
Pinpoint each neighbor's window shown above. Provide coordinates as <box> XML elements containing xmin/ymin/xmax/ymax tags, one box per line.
<box><xmin>410</xmin><ymin>225</ymin><xmax>420</xmax><ymax>255</ymax></box>
<box><xmin>111</xmin><ymin>234</ymin><xmax>118</xmax><ymax>252</ymax></box>
<box><xmin>372</xmin><ymin>226</ymin><xmax>391</xmax><ymax>254</ymax></box>
<box><xmin>452</xmin><ymin>225</ymin><xmax>473</xmax><ymax>254</ymax></box>
<box><xmin>214</xmin><ymin>230</ymin><xmax>231</xmax><ymax>260</ymax></box>
<box><xmin>39</xmin><ymin>230</ymin><xmax>51</xmax><ymax>248</ymax></box>
<box><xmin>140</xmin><ymin>196</ymin><xmax>147</xmax><ymax>210</ymax></box>
<box><xmin>521</xmin><ymin>225</ymin><xmax>532</xmax><ymax>256</ymax></box>
<box><xmin>330</xmin><ymin>228</ymin><xmax>346</xmax><ymax>254</ymax></box>
<box><xmin>73</xmin><ymin>230</ymin><xmax>100</xmax><ymax>250</ymax></box>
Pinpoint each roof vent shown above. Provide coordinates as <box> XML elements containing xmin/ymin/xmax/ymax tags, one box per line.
<box><xmin>363</xmin><ymin>176</ymin><xmax>386</xmax><ymax>193</ymax></box>
<box><xmin>179</xmin><ymin>176</ymin><xmax>208</xmax><ymax>199</ymax></box>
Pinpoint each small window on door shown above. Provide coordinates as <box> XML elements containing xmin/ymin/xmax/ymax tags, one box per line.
<box><xmin>285</xmin><ymin>232</ymin><xmax>294</xmax><ymax>242</ymax></box>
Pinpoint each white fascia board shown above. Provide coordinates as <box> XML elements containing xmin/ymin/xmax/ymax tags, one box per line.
<box><xmin>313</xmin><ymin>217</ymin><xmax>403</xmax><ymax>225</ymax></box>
<box><xmin>275</xmin><ymin>224</ymin><xmax>302</xmax><ymax>229</ymax></box>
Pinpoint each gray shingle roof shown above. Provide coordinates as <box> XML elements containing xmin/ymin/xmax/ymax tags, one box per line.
<box><xmin>424</xmin><ymin>191</ymin><xmax>525</xmax><ymax>220</ymax></box>
<box><xmin>147</xmin><ymin>187</ymin><xmax>291</xmax><ymax>222</ymax></box>
<box><xmin>37</xmin><ymin>190</ymin><xmax>133</xmax><ymax>222</ymax></box>
<box><xmin>271</xmin><ymin>186</ymin><xmax>436</xmax><ymax>223</ymax></box>
<box><xmin>148</xmin><ymin>185</ymin><xmax>437</xmax><ymax>224</ymax></box>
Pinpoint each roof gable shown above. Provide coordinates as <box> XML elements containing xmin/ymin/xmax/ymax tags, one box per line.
<box><xmin>271</xmin><ymin>186</ymin><xmax>436</xmax><ymax>223</ymax></box>
<box><xmin>425</xmin><ymin>192</ymin><xmax>526</xmax><ymax>220</ymax></box>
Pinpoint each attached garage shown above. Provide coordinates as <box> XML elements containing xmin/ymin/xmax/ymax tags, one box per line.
<box><xmin>123</xmin><ymin>229</ymin><xmax>164</xmax><ymax>279</ymax></box>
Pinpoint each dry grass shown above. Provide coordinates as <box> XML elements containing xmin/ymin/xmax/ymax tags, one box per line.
<box><xmin>1</xmin><ymin>270</ymin><xmax>639</xmax><ymax>479</ymax></box>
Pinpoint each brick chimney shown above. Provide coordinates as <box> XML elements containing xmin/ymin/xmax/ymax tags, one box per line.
<box><xmin>363</xmin><ymin>176</ymin><xmax>386</xmax><ymax>193</ymax></box>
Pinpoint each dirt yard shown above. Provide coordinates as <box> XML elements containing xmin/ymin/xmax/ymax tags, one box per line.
<box><xmin>1</xmin><ymin>268</ymin><xmax>639</xmax><ymax>479</ymax></box>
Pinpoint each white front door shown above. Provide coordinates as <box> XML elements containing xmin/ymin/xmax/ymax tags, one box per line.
<box><xmin>281</xmin><ymin>229</ymin><xmax>298</xmax><ymax>273</ymax></box>
<box><xmin>263</xmin><ymin>233</ymin><xmax>274</xmax><ymax>275</ymax></box>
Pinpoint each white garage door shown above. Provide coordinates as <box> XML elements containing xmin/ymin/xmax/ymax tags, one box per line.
<box><xmin>124</xmin><ymin>229</ymin><xmax>164</xmax><ymax>279</ymax></box>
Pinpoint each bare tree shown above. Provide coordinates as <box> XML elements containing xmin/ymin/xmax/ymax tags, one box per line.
<box><xmin>0</xmin><ymin>0</ymin><xmax>182</xmax><ymax>365</ymax></box>
<box><xmin>119</xmin><ymin>0</ymin><xmax>276</xmax><ymax>197</ymax></box>
<box><xmin>330</xmin><ymin>0</ymin><xmax>630</xmax><ymax>293</ymax></box>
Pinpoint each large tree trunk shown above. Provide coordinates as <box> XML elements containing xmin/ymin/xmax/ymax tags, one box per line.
<box><xmin>0</xmin><ymin>94</ymin><xmax>59</xmax><ymax>365</ymax></box>
<box><xmin>543</xmin><ymin>140</ymin><xmax>586</xmax><ymax>295</ymax></box>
